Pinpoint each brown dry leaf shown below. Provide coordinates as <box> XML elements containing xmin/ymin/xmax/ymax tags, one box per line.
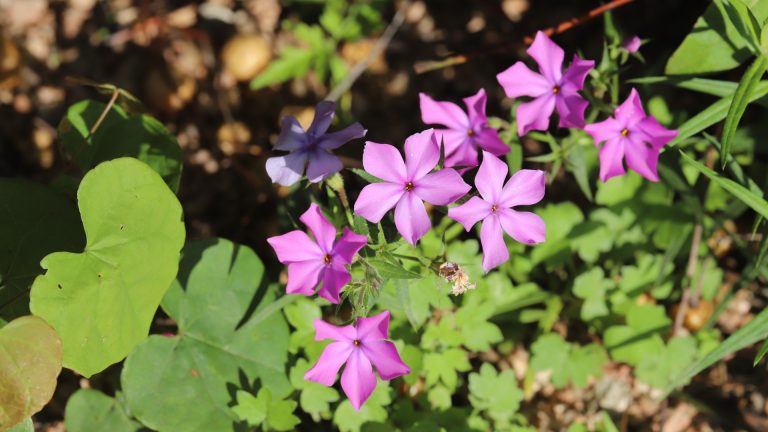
<box><xmin>662</xmin><ymin>403</ymin><xmax>697</xmax><ymax>432</ymax></box>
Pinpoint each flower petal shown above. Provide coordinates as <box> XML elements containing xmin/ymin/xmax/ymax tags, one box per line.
<box><xmin>317</xmin><ymin>122</ymin><xmax>367</xmax><ymax>150</ymax></box>
<box><xmin>267</xmin><ymin>230</ymin><xmax>323</xmax><ymax>263</ymax></box>
<box><xmin>300</xmin><ymin>203</ymin><xmax>337</xmax><ymax>253</ymax></box>
<box><xmin>318</xmin><ymin>263</ymin><xmax>351</xmax><ymax>304</ymax></box>
<box><xmin>463</xmin><ymin>88</ymin><xmax>488</xmax><ymax>128</ymax></box>
<box><xmin>304</xmin><ymin>341</ymin><xmax>354</xmax><ymax>386</ymax></box>
<box><xmin>598</xmin><ymin>137</ymin><xmax>627</xmax><ymax>182</ymax></box>
<box><xmin>498</xmin><ymin>209</ymin><xmax>546</xmax><ymax>244</ymax></box>
<box><xmin>307</xmin><ymin>101</ymin><xmax>336</xmax><ymax>136</ymax></box>
<box><xmin>623</xmin><ymin>36</ymin><xmax>642</xmax><ymax>53</ymax></box>
<box><xmin>636</xmin><ymin>116</ymin><xmax>678</xmax><ymax>149</ymax></box>
<box><xmin>341</xmin><ymin>350</ymin><xmax>378</xmax><ymax>411</ymax></box>
<box><xmin>414</xmin><ymin>168</ymin><xmax>471</xmax><ymax>205</ymax></box>
<box><xmin>265</xmin><ymin>152</ymin><xmax>307</xmax><ymax>186</ymax></box>
<box><xmin>436</xmin><ymin>130</ymin><xmax>474</xmax><ymax>167</ymax></box>
<box><xmin>362</xmin><ymin>142</ymin><xmax>407</xmax><ymax>183</ymax></box>
<box><xmin>555</xmin><ymin>92</ymin><xmax>589</xmax><ymax>129</ymax></box>
<box><xmin>516</xmin><ymin>93</ymin><xmax>556</xmax><ymax>136</ymax></box>
<box><xmin>306</xmin><ymin>150</ymin><xmax>343</xmax><ymax>183</ymax></box>
<box><xmin>584</xmin><ymin>117</ymin><xmax>623</xmax><ymax>145</ymax></box>
<box><xmin>527</xmin><ymin>31</ymin><xmax>564</xmax><ymax>83</ymax></box>
<box><xmin>561</xmin><ymin>55</ymin><xmax>594</xmax><ymax>91</ymax></box>
<box><xmin>362</xmin><ymin>341</ymin><xmax>411</xmax><ymax>380</ymax></box>
<box><xmin>354</xmin><ymin>182</ymin><xmax>404</xmax><ymax>223</ymax></box>
<box><xmin>314</xmin><ymin>319</ymin><xmax>357</xmax><ymax>341</ymax></box>
<box><xmin>475</xmin><ymin>151</ymin><xmax>508</xmax><ymax>204</ymax></box>
<box><xmin>448</xmin><ymin>196</ymin><xmax>492</xmax><ymax>231</ymax></box>
<box><xmin>624</xmin><ymin>140</ymin><xmax>660</xmax><ymax>182</ymax></box>
<box><xmin>500</xmin><ymin>169</ymin><xmax>546</xmax><ymax>208</ymax></box>
<box><xmin>286</xmin><ymin>260</ymin><xmax>323</xmax><ymax>296</ymax></box>
<box><xmin>356</xmin><ymin>310</ymin><xmax>391</xmax><ymax>341</ymax></box>
<box><xmin>496</xmin><ymin>62</ymin><xmax>551</xmax><ymax>99</ymax></box>
<box><xmin>615</xmin><ymin>88</ymin><xmax>646</xmax><ymax>125</ymax></box>
<box><xmin>332</xmin><ymin>228</ymin><xmax>368</xmax><ymax>264</ymax></box>
<box><xmin>419</xmin><ymin>93</ymin><xmax>468</xmax><ymax>129</ymax></box>
<box><xmin>404</xmin><ymin>129</ymin><xmax>440</xmax><ymax>181</ymax></box>
<box><xmin>394</xmin><ymin>192</ymin><xmax>431</xmax><ymax>245</ymax></box>
<box><xmin>275</xmin><ymin>116</ymin><xmax>307</xmax><ymax>151</ymax></box>
<box><xmin>480</xmin><ymin>214</ymin><xmax>508</xmax><ymax>272</ymax></box>
<box><xmin>474</xmin><ymin>128</ymin><xmax>509</xmax><ymax>157</ymax></box>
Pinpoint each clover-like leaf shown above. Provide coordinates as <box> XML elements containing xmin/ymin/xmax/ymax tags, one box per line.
<box><xmin>423</xmin><ymin>348</ymin><xmax>471</xmax><ymax>391</ymax></box>
<box><xmin>635</xmin><ymin>336</ymin><xmax>697</xmax><ymax>390</ymax></box>
<box><xmin>29</xmin><ymin>158</ymin><xmax>185</xmax><ymax>377</ymax></box>
<box><xmin>0</xmin><ymin>316</ymin><xmax>63</xmax><ymax>430</ymax></box>
<box><xmin>454</xmin><ymin>303</ymin><xmax>502</xmax><ymax>352</ymax></box>
<box><xmin>468</xmin><ymin>363</ymin><xmax>523</xmax><ymax>426</ymax></box>
<box><xmin>572</xmin><ymin>268</ymin><xmax>614</xmax><ymax>321</ymax></box>
<box><xmin>233</xmin><ymin>388</ymin><xmax>300</xmax><ymax>431</ymax></box>
<box><xmin>531</xmin><ymin>333</ymin><xmax>608</xmax><ymax>389</ymax></box>
<box><xmin>604</xmin><ymin>304</ymin><xmax>671</xmax><ymax>366</ymax></box>
<box><xmin>121</xmin><ymin>238</ymin><xmax>291</xmax><ymax>432</ymax></box>
<box><xmin>333</xmin><ymin>382</ymin><xmax>392</xmax><ymax>432</ymax></box>
<box><xmin>289</xmin><ymin>358</ymin><xmax>339</xmax><ymax>419</ymax></box>
<box><xmin>64</xmin><ymin>389</ymin><xmax>140</xmax><ymax>432</ymax></box>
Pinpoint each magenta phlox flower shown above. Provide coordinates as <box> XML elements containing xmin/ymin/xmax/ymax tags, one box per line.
<box><xmin>304</xmin><ymin>310</ymin><xmax>410</xmax><ymax>411</ymax></box>
<box><xmin>496</xmin><ymin>31</ymin><xmax>595</xmax><ymax>136</ymax></box>
<box><xmin>267</xmin><ymin>203</ymin><xmax>367</xmax><ymax>303</ymax></box>
<box><xmin>584</xmin><ymin>88</ymin><xmax>678</xmax><ymax>182</ymax></box>
<box><xmin>448</xmin><ymin>152</ymin><xmax>546</xmax><ymax>272</ymax></box>
<box><xmin>353</xmin><ymin>129</ymin><xmax>471</xmax><ymax>245</ymax></box>
<box><xmin>623</xmin><ymin>36</ymin><xmax>642</xmax><ymax>53</ymax></box>
<box><xmin>266</xmin><ymin>101</ymin><xmax>366</xmax><ymax>186</ymax></box>
<box><xmin>419</xmin><ymin>89</ymin><xmax>509</xmax><ymax>168</ymax></box>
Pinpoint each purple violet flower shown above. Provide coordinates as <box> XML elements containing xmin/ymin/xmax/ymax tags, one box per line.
<box><xmin>419</xmin><ymin>89</ymin><xmax>509</xmax><ymax>168</ymax></box>
<box><xmin>584</xmin><ymin>89</ymin><xmax>678</xmax><ymax>182</ymax></box>
<box><xmin>448</xmin><ymin>152</ymin><xmax>546</xmax><ymax>272</ymax></box>
<box><xmin>353</xmin><ymin>129</ymin><xmax>471</xmax><ymax>245</ymax></box>
<box><xmin>623</xmin><ymin>36</ymin><xmax>642</xmax><ymax>53</ymax></box>
<box><xmin>496</xmin><ymin>31</ymin><xmax>595</xmax><ymax>136</ymax></box>
<box><xmin>267</xmin><ymin>203</ymin><xmax>367</xmax><ymax>303</ymax></box>
<box><xmin>266</xmin><ymin>101</ymin><xmax>366</xmax><ymax>186</ymax></box>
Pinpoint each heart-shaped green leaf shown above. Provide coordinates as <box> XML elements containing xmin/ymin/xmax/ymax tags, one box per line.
<box><xmin>0</xmin><ymin>316</ymin><xmax>63</xmax><ymax>429</ymax></box>
<box><xmin>0</xmin><ymin>179</ymin><xmax>85</xmax><ymax>319</ymax></box>
<box><xmin>30</xmin><ymin>157</ymin><xmax>185</xmax><ymax>377</ymax></box>
<box><xmin>121</xmin><ymin>238</ymin><xmax>291</xmax><ymax>432</ymax></box>
<box><xmin>64</xmin><ymin>389</ymin><xmax>140</xmax><ymax>432</ymax></box>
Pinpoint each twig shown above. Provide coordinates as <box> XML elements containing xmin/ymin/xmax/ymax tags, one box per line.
<box><xmin>325</xmin><ymin>1</ymin><xmax>410</xmax><ymax>102</ymax></box>
<box><xmin>88</xmin><ymin>88</ymin><xmax>119</xmax><ymax>137</ymax></box>
<box><xmin>413</xmin><ymin>0</ymin><xmax>636</xmax><ymax>74</ymax></box>
<box><xmin>674</xmin><ymin>224</ymin><xmax>703</xmax><ymax>336</ymax></box>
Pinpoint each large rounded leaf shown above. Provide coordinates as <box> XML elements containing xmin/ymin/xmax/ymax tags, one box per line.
<box><xmin>64</xmin><ymin>389</ymin><xmax>140</xmax><ymax>432</ymax></box>
<box><xmin>0</xmin><ymin>316</ymin><xmax>63</xmax><ymax>429</ymax></box>
<box><xmin>122</xmin><ymin>238</ymin><xmax>291</xmax><ymax>432</ymax></box>
<box><xmin>0</xmin><ymin>179</ymin><xmax>85</xmax><ymax>319</ymax></box>
<box><xmin>30</xmin><ymin>157</ymin><xmax>185</xmax><ymax>377</ymax></box>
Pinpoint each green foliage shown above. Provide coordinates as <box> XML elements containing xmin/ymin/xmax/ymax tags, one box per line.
<box><xmin>604</xmin><ymin>304</ymin><xmax>671</xmax><ymax>366</ymax></box>
<box><xmin>5</xmin><ymin>418</ymin><xmax>33</xmax><ymax>432</ymax></box>
<box><xmin>333</xmin><ymin>382</ymin><xmax>392</xmax><ymax>432</ymax></box>
<box><xmin>721</xmin><ymin>55</ymin><xmax>768</xmax><ymax>168</ymax></box>
<box><xmin>290</xmin><ymin>358</ymin><xmax>340</xmax><ymax>419</ymax></box>
<box><xmin>64</xmin><ymin>390</ymin><xmax>139</xmax><ymax>432</ymax></box>
<box><xmin>121</xmin><ymin>238</ymin><xmax>291</xmax><ymax>432</ymax></box>
<box><xmin>423</xmin><ymin>348</ymin><xmax>472</xmax><ymax>392</ymax></box>
<box><xmin>573</xmin><ymin>268</ymin><xmax>613</xmax><ymax>320</ymax></box>
<box><xmin>29</xmin><ymin>158</ymin><xmax>185</xmax><ymax>377</ymax></box>
<box><xmin>233</xmin><ymin>388</ymin><xmax>301</xmax><ymax>431</ymax></box>
<box><xmin>531</xmin><ymin>333</ymin><xmax>608</xmax><ymax>389</ymax></box>
<box><xmin>468</xmin><ymin>364</ymin><xmax>524</xmax><ymax>427</ymax></box>
<box><xmin>635</xmin><ymin>336</ymin><xmax>698</xmax><ymax>390</ymax></box>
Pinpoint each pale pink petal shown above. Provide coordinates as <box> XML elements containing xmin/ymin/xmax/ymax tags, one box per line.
<box><xmin>624</xmin><ymin>141</ymin><xmax>660</xmax><ymax>182</ymax></box>
<box><xmin>615</xmin><ymin>88</ymin><xmax>646</xmax><ymax>125</ymax></box>
<box><xmin>300</xmin><ymin>203</ymin><xmax>337</xmax><ymax>253</ymax></box>
<box><xmin>404</xmin><ymin>130</ymin><xmax>440</xmax><ymax>181</ymax></box>
<box><xmin>362</xmin><ymin>142</ymin><xmax>406</xmax><ymax>183</ymax></box>
<box><xmin>445</xmin><ymin>138</ymin><xmax>480</xmax><ymax>168</ymax></box>
<box><xmin>480</xmin><ymin>214</ymin><xmax>509</xmax><ymax>272</ymax></box>
<box><xmin>584</xmin><ymin>117</ymin><xmax>623</xmax><ymax>145</ymax></box>
<box><xmin>500</xmin><ymin>169</ymin><xmax>546</xmax><ymax>208</ymax></box>
<box><xmin>419</xmin><ymin>93</ymin><xmax>468</xmax><ymax>129</ymax></box>
<box><xmin>308</xmin><ymin>101</ymin><xmax>336</xmax><ymax>136</ymax></box>
<box><xmin>516</xmin><ymin>94</ymin><xmax>556</xmax><ymax>136</ymax></box>
<box><xmin>474</xmin><ymin>128</ymin><xmax>509</xmax><ymax>157</ymax></box>
<box><xmin>318</xmin><ymin>264</ymin><xmax>351</xmax><ymax>304</ymax></box>
<box><xmin>275</xmin><ymin>116</ymin><xmax>307</xmax><ymax>151</ymax></box>
<box><xmin>267</xmin><ymin>230</ymin><xmax>323</xmax><ymax>263</ymax></box>
<box><xmin>306</xmin><ymin>150</ymin><xmax>343</xmax><ymax>183</ymax></box>
<box><xmin>314</xmin><ymin>319</ymin><xmax>357</xmax><ymax>341</ymax></box>
<box><xmin>636</xmin><ymin>116</ymin><xmax>678</xmax><ymax>149</ymax></box>
<box><xmin>448</xmin><ymin>197</ymin><xmax>493</xmax><ymax>231</ymax></box>
<box><xmin>341</xmin><ymin>350</ymin><xmax>378</xmax><ymax>411</ymax></box>
<box><xmin>555</xmin><ymin>92</ymin><xmax>589</xmax><ymax>129</ymax></box>
<box><xmin>265</xmin><ymin>152</ymin><xmax>307</xmax><ymax>186</ymax></box>
<box><xmin>496</xmin><ymin>62</ymin><xmax>551</xmax><ymax>99</ymax></box>
<box><xmin>356</xmin><ymin>310</ymin><xmax>391</xmax><ymax>341</ymax></box>
<box><xmin>527</xmin><ymin>31</ymin><xmax>564</xmax><ymax>83</ymax></box>
<box><xmin>414</xmin><ymin>168</ymin><xmax>471</xmax><ymax>205</ymax></box>
<box><xmin>623</xmin><ymin>36</ymin><xmax>642</xmax><ymax>53</ymax></box>
<box><xmin>394</xmin><ymin>192</ymin><xmax>431</xmax><ymax>245</ymax></box>
<box><xmin>317</xmin><ymin>122</ymin><xmax>367</xmax><ymax>150</ymax></box>
<box><xmin>332</xmin><ymin>228</ymin><xmax>368</xmax><ymax>264</ymax></box>
<box><xmin>286</xmin><ymin>260</ymin><xmax>324</xmax><ymax>296</ymax></box>
<box><xmin>361</xmin><ymin>341</ymin><xmax>411</xmax><ymax>380</ymax></box>
<box><xmin>475</xmin><ymin>151</ymin><xmax>508</xmax><ymax>203</ymax></box>
<box><xmin>304</xmin><ymin>341</ymin><xmax>354</xmax><ymax>386</ymax></box>
<box><xmin>463</xmin><ymin>88</ymin><xmax>488</xmax><ymax>128</ymax></box>
<box><xmin>436</xmin><ymin>130</ymin><xmax>473</xmax><ymax>167</ymax></box>
<box><xmin>598</xmin><ymin>138</ymin><xmax>627</xmax><ymax>182</ymax></box>
<box><xmin>561</xmin><ymin>55</ymin><xmax>594</xmax><ymax>91</ymax></box>
<box><xmin>354</xmin><ymin>182</ymin><xmax>404</xmax><ymax>223</ymax></box>
<box><xmin>498</xmin><ymin>209</ymin><xmax>546</xmax><ymax>245</ymax></box>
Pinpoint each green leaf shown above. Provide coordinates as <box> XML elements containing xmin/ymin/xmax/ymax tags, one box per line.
<box><xmin>454</xmin><ymin>303</ymin><xmax>502</xmax><ymax>352</ymax></box>
<box><xmin>530</xmin><ymin>334</ymin><xmax>607</xmax><ymax>389</ymax></box>
<box><xmin>333</xmin><ymin>382</ymin><xmax>392</xmax><ymax>432</ymax></box>
<box><xmin>754</xmin><ymin>338</ymin><xmax>768</xmax><ymax>365</ymax></box>
<box><xmin>0</xmin><ymin>316</ymin><xmax>63</xmax><ymax>430</ymax></box>
<box><xmin>565</xmin><ymin>144</ymin><xmax>593</xmax><ymax>201</ymax></box>
<box><xmin>721</xmin><ymin>55</ymin><xmax>768</xmax><ymax>168</ymax></box>
<box><xmin>233</xmin><ymin>388</ymin><xmax>300</xmax><ymax>431</ymax></box>
<box><xmin>427</xmin><ymin>385</ymin><xmax>452</xmax><ymax>410</ymax></box>
<box><xmin>6</xmin><ymin>418</ymin><xmax>33</xmax><ymax>432</ymax></box>
<box><xmin>604</xmin><ymin>304</ymin><xmax>671</xmax><ymax>366</ymax></box>
<box><xmin>289</xmin><ymin>358</ymin><xmax>339</xmax><ymax>419</ymax></box>
<box><xmin>423</xmin><ymin>348</ymin><xmax>471</xmax><ymax>391</ymax></box>
<box><xmin>284</xmin><ymin>297</ymin><xmax>324</xmax><ymax>357</ymax></box>
<box><xmin>29</xmin><ymin>158</ymin><xmax>185</xmax><ymax>377</ymax></box>
<box><xmin>680</xmin><ymin>150</ymin><xmax>768</xmax><ymax>219</ymax></box>
<box><xmin>0</xmin><ymin>179</ymin><xmax>85</xmax><ymax>319</ymax></box>
<box><xmin>572</xmin><ymin>268</ymin><xmax>613</xmax><ymax>320</ymax></box>
<box><xmin>250</xmin><ymin>46</ymin><xmax>314</xmax><ymax>89</ymax></box>
<box><xmin>366</xmin><ymin>258</ymin><xmax>422</xmax><ymax>280</ymax></box>
<box><xmin>350</xmin><ymin>168</ymin><xmax>383</xmax><ymax>184</ymax></box>
<box><xmin>468</xmin><ymin>364</ymin><xmax>523</xmax><ymax>426</ymax></box>
<box><xmin>64</xmin><ymin>389</ymin><xmax>140</xmax><ymax>432</ymax></box>
<box><xmin>121</xmin><ymin>238</ymin><xmax>291</xmax><ymax>432</ymax></box>
<box><xmin>635</xmin><ymin>336</ymin><xmax>697</xmax><ymax>390</ymax></box>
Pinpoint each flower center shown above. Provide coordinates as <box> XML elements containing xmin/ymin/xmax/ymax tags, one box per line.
<box><xmin>323</xmin><ymin>254</ymin><xmax>332</xmax><ymax>264</ymax></box>
<box><xmin>491</xmin><ymin>205</ymin><xmax>498</xmax><ymax>213</ymax></box>
<box><xmin>353</xmin><ymin>339</ymin><xmax>361</xmax><ymax>346</ymax></box>
<box><xmin>467</xmin><ymin>128</ymin><xmax>476</xmax><ymax>137</ymax></box>
<box><xmin>620</xmin><ymin>128</ymin><xmax>630</xmax><ymax>137</ymax></box>
<box><xmin>552</xmin><ymin>85</ymin><xmax>561</xmax><ymax>94</ymax></box>
<box><xmin>405</xmin><ymin>182</ymin><xmax>414</xmax><ymax>191</ymax></box>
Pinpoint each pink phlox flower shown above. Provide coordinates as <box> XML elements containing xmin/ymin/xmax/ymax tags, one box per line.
<box><xmin>419</xmin><ymin>89</ymin><xmax>509</xmax><ymax>168</ymax></box>
<box><xmin>448</xmin><ymin>152</ymin><xmax>546</xmax><ymax>272</ymax></box>
<box><xmin>266</xmin><ymin>101</ymin><xmax>367</xmax><ymax>186</ymax></box>
<box><xmin>304</xmin><ymin>310</ymin><xmax>410</xmax><ymax>411</ymax></box>
<box><xmin>353</xmin><ymin>129</ymin><xmax>471</xmax><ymax>245</ymax></box>
<box><xmin>584</xmin><ymin>88</ymin><xmax>678</xmax><ymax>182</ymax></box>
<box><xmin>267</xmin><ymin>203</ymin><xmax>367</xmax><ymax>303</ymax></box>
<box><xmin>623</xmin><ymin>36</ymin><xmax>642</xmax><ymax>53</ymax></box>
<box><xmin>496</xmin><ymin>31</ymin><xmax>595</xmax><ymax>136</ymax></box>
